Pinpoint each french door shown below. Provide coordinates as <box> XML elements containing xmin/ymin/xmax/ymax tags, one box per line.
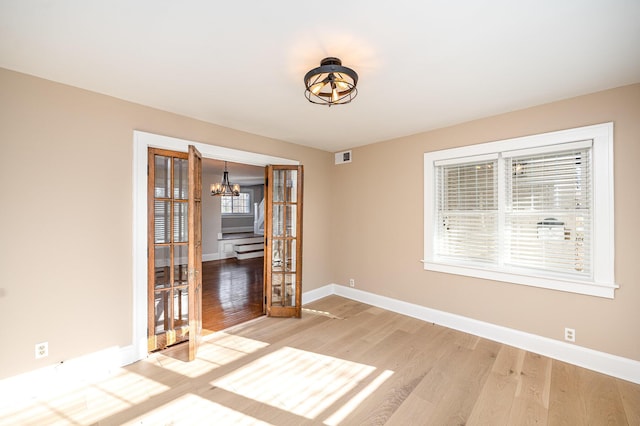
<box><xmin>147</xmin><ymin>146</ymin><xmax>202</xmax><ymax>360</ymax></box>
<box><xmin>264</xmin><ymin>165</ymin><xmax>304</xmax><ymax>317</ymax></box>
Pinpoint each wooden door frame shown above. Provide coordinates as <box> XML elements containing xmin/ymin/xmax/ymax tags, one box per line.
<box><xmin>132</xmin><ymin>131</ymin><xmax>298</xmax><ymax>362</ymax></box>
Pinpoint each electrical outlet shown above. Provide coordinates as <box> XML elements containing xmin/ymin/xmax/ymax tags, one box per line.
<box><xmin>35</xmin><ymin>342</ymin><xmax>48</xmax><ymax>359</ymax></box>
<box><xmin>349</xmin><ymin>278</ymin><xmax>355</xmax><ymax>288</ymax></box>
<box><xmin>564</xmin><ymin>328</ymin><xmax>576</xmax><ymax>342</ymax></box>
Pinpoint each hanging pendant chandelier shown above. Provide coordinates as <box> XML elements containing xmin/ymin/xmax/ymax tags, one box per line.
<box><xmin>210</xmin><ymin>161</ymin><xmax>240</xmax><ymax>196</ymax></box>
<box><xmin>304</xmin><ymin>57</ymin><xmax>358</xmax><ymax>106</ymax></box>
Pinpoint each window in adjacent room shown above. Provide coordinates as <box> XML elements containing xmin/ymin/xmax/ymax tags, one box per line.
<box><xmin>221</xmin><ymin>193</ymin><xmax>251</xmax><ymax>214</ymax></box>
<box><xmin>423</xmin><ymin>123</ymin><xmax>616</xmax><ymax>298</ymax></box>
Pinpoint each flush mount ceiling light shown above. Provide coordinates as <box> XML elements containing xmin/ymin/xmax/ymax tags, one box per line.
<box><xmin>304</xmin><ymin>57</ymin><xmax>358</xmax><ymax>106</ymax></box>
<box><xmin>211</xmin><ymin>161</ymin><xmax>240</xmax><ymax>196</ymax></box>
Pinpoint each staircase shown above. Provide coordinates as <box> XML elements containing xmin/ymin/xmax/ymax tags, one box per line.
<box><xmin>233</xmin><ymin>238</ymin><xmax>264</xmax><ymax>260</ymax></box>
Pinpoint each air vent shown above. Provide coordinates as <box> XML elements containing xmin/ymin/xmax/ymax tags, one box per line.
<box><xmin>335</xmin><ymin>150</ymin><xmax>352</xmax><ymax>165</ymax></box>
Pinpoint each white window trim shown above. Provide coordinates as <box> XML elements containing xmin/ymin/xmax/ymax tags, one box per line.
<box><xmin>423</xmin><ymin>122</ymin><xmax>616</xmax><ymax>299</ymax></box>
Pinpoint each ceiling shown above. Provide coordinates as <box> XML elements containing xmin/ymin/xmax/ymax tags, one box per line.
<box><xmin>1</xmin><ymin>1</ymin><xmax>639</xmax><ymax>153</ymax></box>
<box><xmin>205</xmin><ymin>159</ymin><xmax>264</xmax><ymax>186</ymax></box>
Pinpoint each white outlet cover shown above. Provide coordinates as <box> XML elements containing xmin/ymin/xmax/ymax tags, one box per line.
<box><xmin>564</xmin><ymin>328</ymin><xmax>576</xmax><ymax>342</ymax></box>
<box><xmin>35</xmin><ymin>342</ymin><xmax>48</xmax><ymax>359</ymax></box>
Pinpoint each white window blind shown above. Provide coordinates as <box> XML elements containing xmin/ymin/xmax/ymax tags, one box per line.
<box><xmin>504</xmin><ymin>143</ymin><xmax>591</xmax><ymax>278</ymax></box>
<box><xmin>436</xmin><ymin>158</ymin><xmax>498</xmax><ymax>264</ymax></box>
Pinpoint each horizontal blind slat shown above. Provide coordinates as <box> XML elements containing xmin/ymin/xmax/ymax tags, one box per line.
<box><xmin>506</xmin><ymin>148</ymin><xmax>591</xmax><ymax>276</ymax></box>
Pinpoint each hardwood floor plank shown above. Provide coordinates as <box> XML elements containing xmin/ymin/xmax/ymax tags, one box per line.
<box><xmin>425</xmin><ymin>338</ymin><xmax>501</xmax><ymax>425</ymax></box>
<box><xmin>466</xmin><ymin>343</ymin><xmax>526</xmax><ymax>425</ymax></box>
<box><xmin>618</xmin><ymin>378</ymin><xmax>640</xmax><ymax>425</ymax></box>
<box><xmin>548</xmin><ymin>360</ymin><xmax>587</xmax><ymax>426</ymax></box>
<box><xmin>467</xmin><ymin>371</ymin><xmax>519</xmax><ymax>425</ymax></box>
<box><xmin>580</xmin><ymin>366</ymin><xmax>628</xmax><ymax>425</ymax></box>
<box><xmin>385</xmin><ymin>392</ymin><xmax>436</xmax><ymax>426</ymax></box>
<box><xmin>506</xmin><ymin>351</ymin><xmax>552</xmax><ymax>425</ymax></box>
<box><xmin>337</xmin><ymin>330</ymin><xmax>435</xmax><ymax>424</ymax></box>
<box><xmin>412</xmin><ymin>330</ymin><xmax>482</xmax><ymax>404</ymax></box>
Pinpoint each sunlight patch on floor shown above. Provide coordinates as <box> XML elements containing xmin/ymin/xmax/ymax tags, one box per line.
<box><xmin>324</xmin><ymin>369</ymin><xmax>395</xmax><ymax>425</ymax></box>
<box><xmin>151</xmin><ymin>333</ymin><xmax>269</xmax><ymax>378</ymax></box>
<box><xmin>212</xmin><ymin>346</ymin><xmax>392</xmax><ymax>421</ymax></box>
<box><xmin>204</xmin><ymin>332</ymin><xmax>270</xmax><ymax>357</ymax></box>
<box><xmin>123</xmin><ymin>393</ymin><xmax>271</xmax><ymax>426</ymax></box>
<box><xmin>301</xmin><ymin>307</ymin><xmax>344</xmax><ymax>320</ymax></box>
<box><xmin>0</xmin><ymin>369</ymin><xmax>170</xmax><ymax>425</ymax></box>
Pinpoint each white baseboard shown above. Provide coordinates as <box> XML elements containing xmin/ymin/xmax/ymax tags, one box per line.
<box><xmin>306</xmin><ymin>283</ymin><xmax>640</xmax><ymax>385</ymax></box>
<box><xmin>0</xmin><ymin>345</ymin><xmax>137</xmax><ymax>406</ymax></box>
<box><xmin>302</xmin><ymin>285</ymin><xmax>334</xmax><ymax>305</ymax></box>
<box><xmin>203</xmin><ymin>252</ymin><xmax>222</xmax><ymax>262</ymax></box>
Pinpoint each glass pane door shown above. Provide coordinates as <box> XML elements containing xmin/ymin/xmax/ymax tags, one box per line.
<box><xmin>264</xmin><ymin>165</ymin><xmax>303</xmax><ymax>317</ymax></box>
<box><xmin>148</xmin><ymin>148</ymin><xmax>191</xmax><ymax>352</ymax></box>
<box><xmin>187</xmin><ymin>145</ymin><xmax>202</xmax><ymax>361</ymax></box>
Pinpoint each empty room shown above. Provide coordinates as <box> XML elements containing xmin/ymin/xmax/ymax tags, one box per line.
<box><xmin>1</xmin><ymin>1</ymin><xmax>639</xmax><ymax>424</ymax></box>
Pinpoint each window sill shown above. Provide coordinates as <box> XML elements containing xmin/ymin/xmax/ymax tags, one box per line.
<box><xmin>422</xmin><ymin>260</ymin><xmax>617</xmax><ymax>299</ymax></box>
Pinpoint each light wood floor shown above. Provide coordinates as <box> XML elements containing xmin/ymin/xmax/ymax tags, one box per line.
<box><xmin>2</xmin><ymin>296</ymin><xmax>639</xmax><ymax>425</ymax></box>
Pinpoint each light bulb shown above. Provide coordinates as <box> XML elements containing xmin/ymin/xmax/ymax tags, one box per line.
<box><xmin>310</xmin><ymin>81</ymin><xmax>325</xmax><ymax>95</ymax></box>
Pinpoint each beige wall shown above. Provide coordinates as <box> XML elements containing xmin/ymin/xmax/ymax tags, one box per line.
<box><xmin>329</xmin><ymin>83</ymin><xmax>640</xmax><ymax>362</ymax></box>
<box><xmin>0</xmin><ymin>68</ymin><xmax>333</xmax><ymax>379</ymax></box>
<box><xmin>1</xmin><ymin>66</ymin><xmax>638</xmax><ymax>381</ymax></box>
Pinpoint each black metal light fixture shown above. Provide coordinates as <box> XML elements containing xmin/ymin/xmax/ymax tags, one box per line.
<box><xmin>210</xmin><ymin>161</ymin><xmax>240</xmax><ymax>196</ymax></box>
<box><xmin>304</xmin><ymin>57</ymin><xmax>358</xmax><ymax>106</ymax></box>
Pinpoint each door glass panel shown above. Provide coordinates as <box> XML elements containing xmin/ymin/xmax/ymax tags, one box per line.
<box><xmin>173</xmin><ymin>202</ymin><xmax>188</xmax><ymax>242</ymax></box>
<box><xmin>154</xmin><ymin>155</ymin><xmax>171</xmax><ymax>198</ymax></box>
<box><xmin>285</xmin><ymin>274</ymin><xmax>296</xmax><ymax>307</ymax></box>
<box><xmin>286</xmin><ymin>170</ymin><xmax>298</xmax><ymax>202</ymax></box>
<box><xmin>285</xmin><ymin>205</ymin><xmax>297</xmax><ymax>237</ymax></box>
<box><xmin>174</xmin><ymin>158</ymin><xmax>188</xmax><ymax>200</ymax></box>
<box><xmin>154</xmin><ymin>246</ymin><xmax>170</xmax><ymax>289</ymax></box>
<box><xmin>272</xmin><ymin>204</ymin><xmax>284</xmax><ymax>236</ymax></box>
<box><xmin>174</xmin><ymin>245</ymin><xmax>188</xmax><ymax>285</ymax></box>
<box><xmin>273</xmin><ymin>170</ymin><xmax>284</xmax><ymax>202</ymax></box>
<box><xmin>272</xmin><ymin>274</ymin><xmax>283</xmax><ymax>304</ymax></box>
<box><xmin>284</xmin><ymin>240</ymin><xmax>296</xmax><ymax>272</ymax></box>
<box><xmin>154</xmin><ymin>290</ymin><xmax>169</xmax><ymax>334</ymax></box>
<box><xmin>272</xmin><ymin>239</ymin><xmax>283</xmax><ymax>270</ymax></box>
<box><xmin>173</xmin><ymin>287</ymin><xmax>189</xmax><ymax>328</ymax></box>
<box><xmin>154</xmin><ymin>201</ymin><xmax>171</xmax><ymax>243</ymax></box>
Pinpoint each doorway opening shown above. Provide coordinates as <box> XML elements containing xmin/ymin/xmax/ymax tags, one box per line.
<box><xmin>201</xmin><ymin>158</ymin><xmax>265</xmax><ymax>334</ymax></box>
<box><xmin>133</xmin><ymin>130</ymin><xmax>298</xmax><ymax>362</ymax></box>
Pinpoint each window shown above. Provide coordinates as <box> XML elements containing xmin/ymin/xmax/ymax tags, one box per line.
<box><xmin>424</xmin><ymin>123</ymin><xmax>616</xmax><ymax>298</ymax></box>
<box><xmin>221</xmin><ymin>193</ymin><xmax>251</xmax><ymax>214</ymax></box>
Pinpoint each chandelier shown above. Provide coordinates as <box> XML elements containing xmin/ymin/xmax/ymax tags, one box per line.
<box><xmin>304</xmin><ymin>57</ymin><xmax>358</xmax><ymax>106</ymax></box>
<box><xmin>210</xmin><ymin>161</ymin><xmax>240</xmax><ymax>196</ymax></box>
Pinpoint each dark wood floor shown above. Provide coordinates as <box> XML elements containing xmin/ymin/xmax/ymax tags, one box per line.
<box><xmin>201</xmin><ymin>257</ymin><xmax>264</xmax><ymax>334</ymax></box>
